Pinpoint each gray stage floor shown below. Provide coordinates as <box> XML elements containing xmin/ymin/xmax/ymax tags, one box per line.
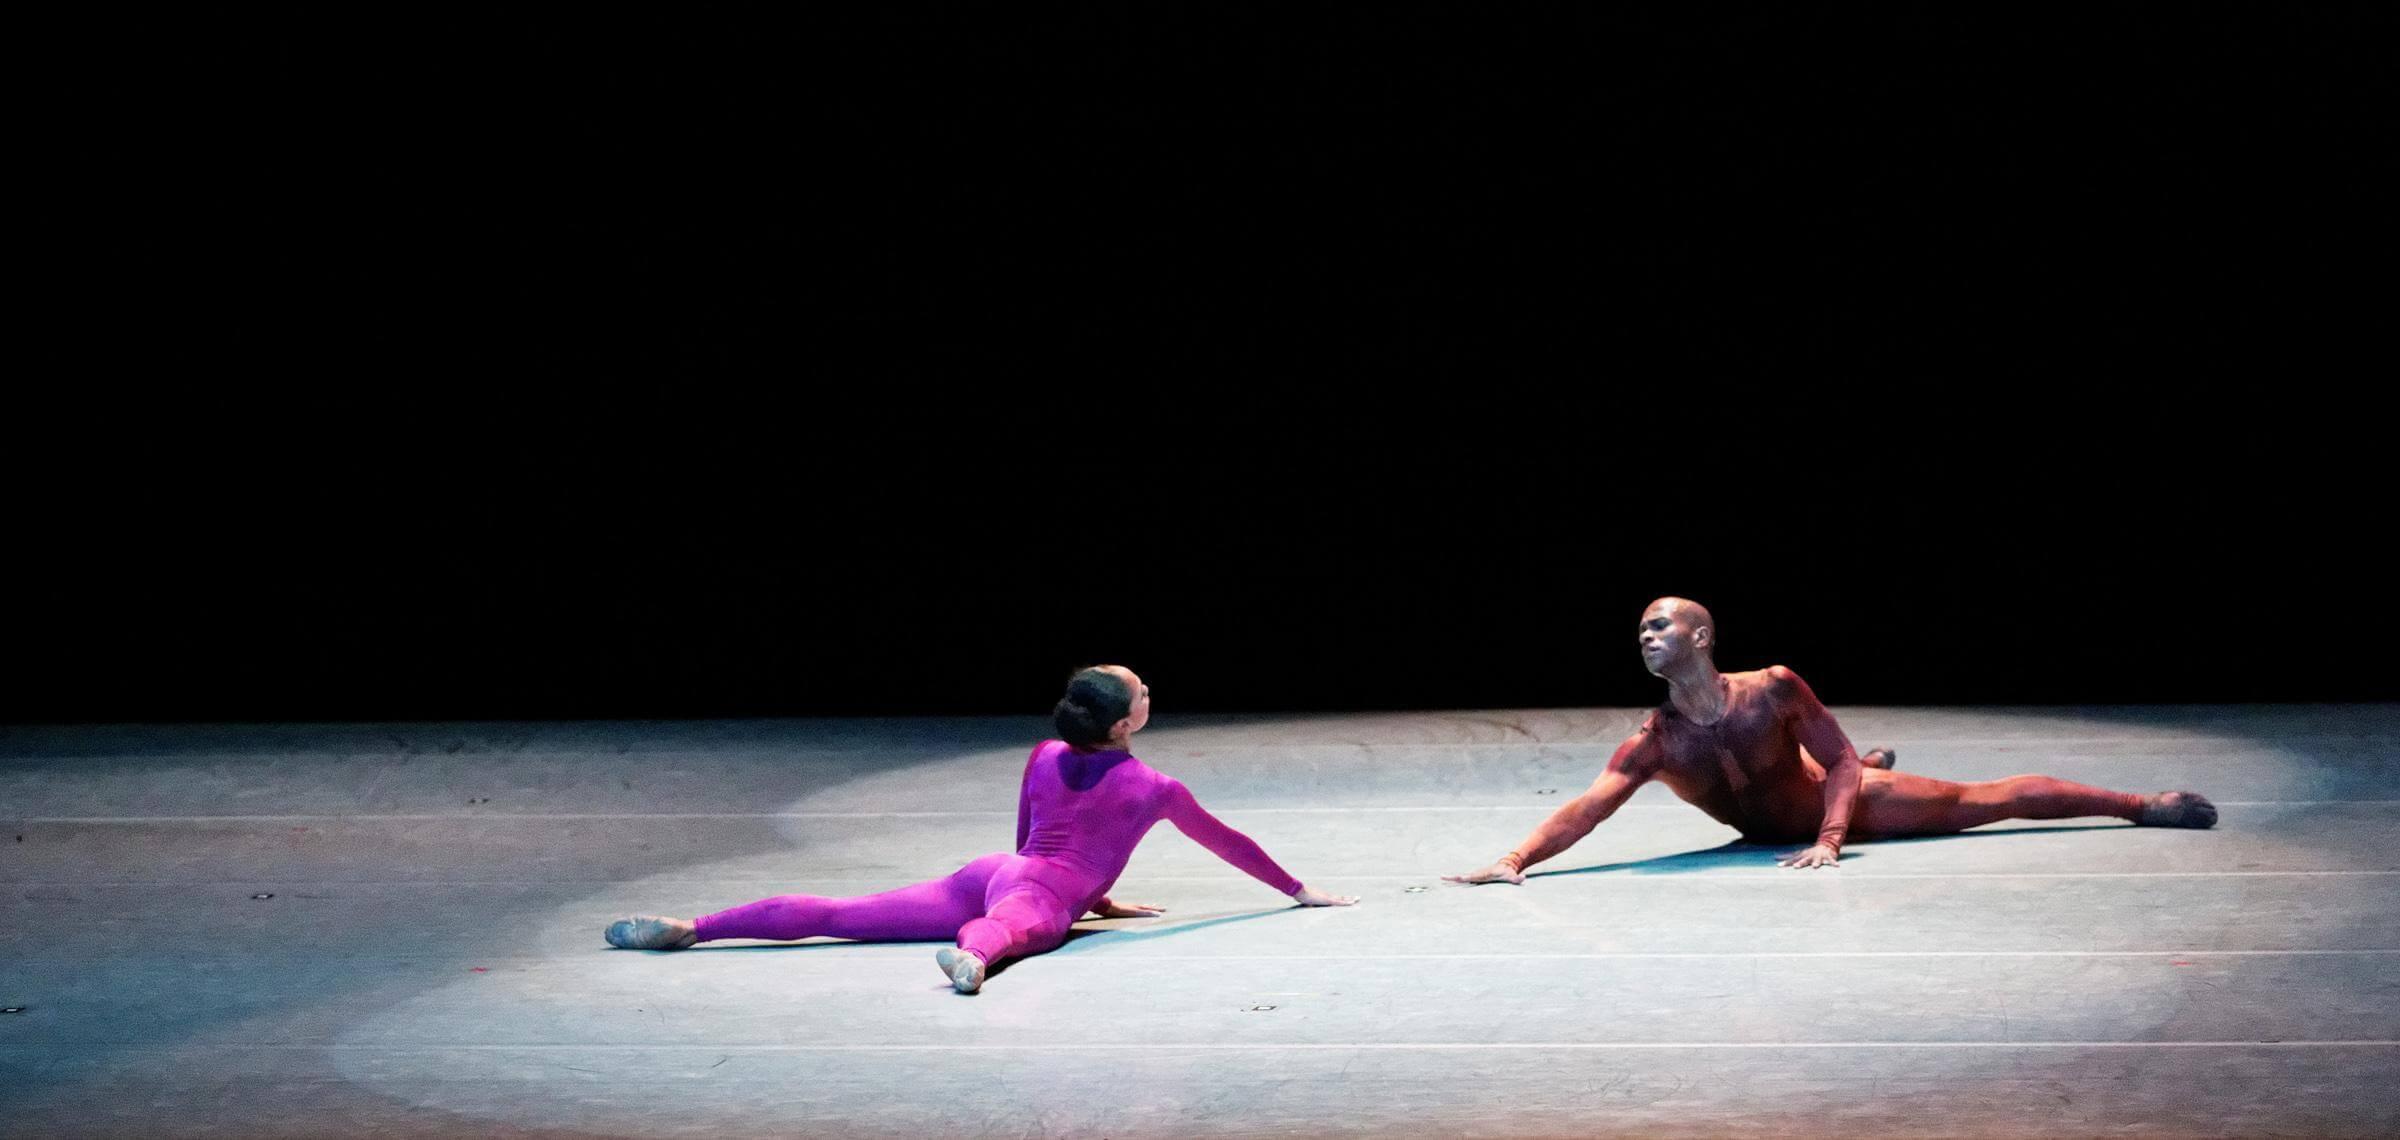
<box><xmin>4</xmin><ymin>705</ymin><xmax>2396</xmax><ymax>1138</ymax></box>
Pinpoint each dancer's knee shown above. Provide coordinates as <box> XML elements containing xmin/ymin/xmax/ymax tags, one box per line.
<box><xmin>1969</xmin><ymin>775</ymin><xmax>2072</xmax><ymax>812</ymax></box>
<box><xmin>767</xmin><ymin>895</ymin><xmax>831</xmax><ymax>927</ymax></box>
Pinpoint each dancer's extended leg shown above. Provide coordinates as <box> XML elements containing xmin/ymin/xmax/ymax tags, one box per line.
<box><xmin>692</xmin><ymin>853</ymin><xmax>1004</xmax><ymax>943</ymax></box>
<box><xmin>918</xmin><ymin>856</ymin><xmax>1084</xmax><ymax>993</ymax></box>
<box><xmin>955</xmin><ymin>883</ymin><xmax>1078</xmax><ymax>966</ymax></box>
<box><xmin>1853</xmin><ymin>769</ymin><xmax>2209</xmax><ymax>837</ymax></box>
<box><xmin>935</xmin><ymin>862</ymin><xmax>1082</xmax><ymax>993</ymax></box>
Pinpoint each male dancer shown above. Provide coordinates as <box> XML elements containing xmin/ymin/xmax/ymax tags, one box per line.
<box><xmin>1449</xmin><ymin>598</ymin><xmax>2214</xmax><ymax>881</ymax></box>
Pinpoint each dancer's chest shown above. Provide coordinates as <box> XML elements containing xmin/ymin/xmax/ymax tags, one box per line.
<box><xmin>1656</xmin><ymin>708</ymin><xmax>1795</xmax><ymax>792</ymax></box>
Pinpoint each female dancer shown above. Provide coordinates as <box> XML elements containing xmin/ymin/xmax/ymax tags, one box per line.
<box><xmin>605</xmin><ymin>665</ymin><xmax>1355</xmax><ymax>992</ymax></box>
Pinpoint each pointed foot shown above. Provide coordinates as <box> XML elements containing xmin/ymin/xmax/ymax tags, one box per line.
<box><xmin>2140</xmin><ymin>791</ymin><xmax>2218</xmax><ymax>829</ymax></box>
<box><xmin>605</xmin><ymin>915</ymin><xmax>698</xmax><ymax>950</ymax></box>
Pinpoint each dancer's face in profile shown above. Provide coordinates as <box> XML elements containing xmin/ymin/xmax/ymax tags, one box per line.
<box><xmin>1103</xmin><ymin>665</ymin><xmax>1152</xmax><ymax>739</ymax></box>
<box><xmin>1636</xmin><ymin>599</ymin><xmax>1713</xmax><ymax>677</ymax></box>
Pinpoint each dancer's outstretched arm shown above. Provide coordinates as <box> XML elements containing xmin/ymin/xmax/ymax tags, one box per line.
<box><xmin>1448</xmin><ymin>728</ymin><xmax>1664</xmax><ymax>884</ymax></box>
<box><xmin>1767</xmin><ymin>666</ymin><xmax>1864</xmax><ymax>869</ymax></box>
<box><xmin>1161</xmin><ymin>782</ymin><xmax>1357</xmax><ymax>906</ymax></box>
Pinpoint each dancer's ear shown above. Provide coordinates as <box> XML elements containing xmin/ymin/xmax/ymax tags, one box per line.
<box><xmin>1692</xmin><ymin>624</ymin><xmax>1714</xmax><ymax>652</ymax></box>
<box><xmin>1110</xmin><ymin>716</ymin><xmax>1133</xmax><ymax>742</ymax></box>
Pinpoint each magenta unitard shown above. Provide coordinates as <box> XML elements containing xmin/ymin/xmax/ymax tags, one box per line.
<box><xmin>691</xmin><ymin>740</ymin><xmax>1303</xmax><ymax>965</ymax></box>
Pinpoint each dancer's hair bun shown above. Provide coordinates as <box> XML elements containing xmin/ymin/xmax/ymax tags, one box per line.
<box><xmin>1053</xmin><ymin>667</ymin><xmax>1133</xmax><ymax>748</ymax></box>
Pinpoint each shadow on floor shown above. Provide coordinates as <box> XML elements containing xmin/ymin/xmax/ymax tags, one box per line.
<box><xmin>1529</xmin><ymin>823</ymin><xmax>2138</xmax><ymax>878</ymax></box>
<box><xmin>1048</xmin><ymin>905</ymin><xmax>1296</xmax><ymax>953</ymax></box>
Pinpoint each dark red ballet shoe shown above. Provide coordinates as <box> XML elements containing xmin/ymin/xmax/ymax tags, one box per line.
<box><xmin>2139</xmin><ymin>792</ymin><xmax>2218</xmax><ymax>828</ymax></box>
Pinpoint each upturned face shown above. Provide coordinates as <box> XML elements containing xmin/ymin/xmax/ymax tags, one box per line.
<box><xmin>1636</xmin><ymin>600</ymin><xmax>1712</xmax><ymax>677</ymax></box>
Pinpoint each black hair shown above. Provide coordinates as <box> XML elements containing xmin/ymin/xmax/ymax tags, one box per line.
<box><xmin>1053</xmin><ymin>666</ymin><xmax>1133</xmax><ymax>749</ymax></box>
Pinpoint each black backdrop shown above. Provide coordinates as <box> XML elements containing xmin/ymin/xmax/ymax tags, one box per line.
<box><xmin>13</xmin><ymin>5</ymin><xmax>2391</xmax><ymax>722</ymax></box>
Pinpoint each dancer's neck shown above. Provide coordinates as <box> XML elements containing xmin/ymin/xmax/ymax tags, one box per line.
<box><xmin>1663</xmin><ymin>661</ymin><xmax>1729</xmax><ymax>724</ymax></box>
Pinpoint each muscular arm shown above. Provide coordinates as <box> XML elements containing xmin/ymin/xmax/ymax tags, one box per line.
<box><xmin>1450</xmin><ymin>728</ymin><xmax>1663</xmax><ymax>882</ymax></box>
<box><xmin>1160</xmin><ymin>780</ymin><xmax>1306</xmax><ymax>896</ymax></box>
<box><xmin>1509</xmin><ymin>729</ymin><xmax>1663</xmax><ymax>871</ymax></box>
<box><xmin>1768</xmin><ymin>666</ymin><xmax>1864</xmax><ymax>859</ymax></box>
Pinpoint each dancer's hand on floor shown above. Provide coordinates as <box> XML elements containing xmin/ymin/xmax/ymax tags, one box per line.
<box><xmin>1778</xmin><ymin>843</ymin><xmax>1839</xmax><ymax>869</ymax></box>
<box><xmin>1290</xmin><ymin>885</ymin><xmax>1359</xmax><ymax>907</ymax></box>
<box><xmin>1091</xmin><ymin>898</ymin><xmax>1167</xmax><ymax>919</ymax></box>
<box><xmin>1442</xmin><ymin>860</ymin><xmax>1526</xmax><ymax>886</ymax></box>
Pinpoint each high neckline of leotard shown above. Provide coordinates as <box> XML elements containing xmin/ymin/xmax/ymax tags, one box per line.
<box><xmin>1055</xmin><ymin>745</ymin><xmax>1134</xmax><ymax>791</ymax></box>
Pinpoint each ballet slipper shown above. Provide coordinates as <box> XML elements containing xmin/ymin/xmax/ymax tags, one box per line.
<box><xmin>2139</xmin><ymin>791</ymin><xmax>2218</xmax><ymax>828</ymax></box>
<box><xmin>936</xmin><ymin>947</ymin><xmax>986</xmax><ymax>994</ymax></box>
<box><xmin>605</xmin><ymin>915</ymin><xmax>698</xmax><ymax>950</ymax></box>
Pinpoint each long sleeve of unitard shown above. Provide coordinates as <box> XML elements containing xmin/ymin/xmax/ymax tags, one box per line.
<box><xmin>1159</xmin><ymin>780</ymin><xmax>1304</xmax><ymax>895</ymax></box>
<box><xmin>1770</xmin><ymin>666</ymin><xmax>1863</xmax><ymax>853</ymax></box>
<box><xmin>1508</xmin><ymin>727</ymin><xmax>1663</xmax><ymax>870</ymax></box>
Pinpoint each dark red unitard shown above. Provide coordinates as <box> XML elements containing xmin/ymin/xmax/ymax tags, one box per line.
<box><xmin>1510</xmin><ymin>666</ymin><xmax>2148</xmax><ymax>867</ymax></box>
<box><xmin>693</xmin><ymin>741</ymin><xmax>1302</xmax><ymax>964</ymax></box>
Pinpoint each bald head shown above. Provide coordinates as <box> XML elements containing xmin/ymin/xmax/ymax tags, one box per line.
<box><xmin>1637</xmin><ymin>597</ymin><xmax>1717</xmax><ymax>677</ymax></box>
<box><xmin>1648</xmin><ymin>597</ymin><xmax>1714</xmax><ymax>638</ymax></box>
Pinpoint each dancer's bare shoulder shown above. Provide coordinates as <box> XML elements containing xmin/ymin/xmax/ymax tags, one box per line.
<box><xmin>1752</xmin><ymin>665</ymin><xmax>1813</xmax><ymax>703</ymax></box>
